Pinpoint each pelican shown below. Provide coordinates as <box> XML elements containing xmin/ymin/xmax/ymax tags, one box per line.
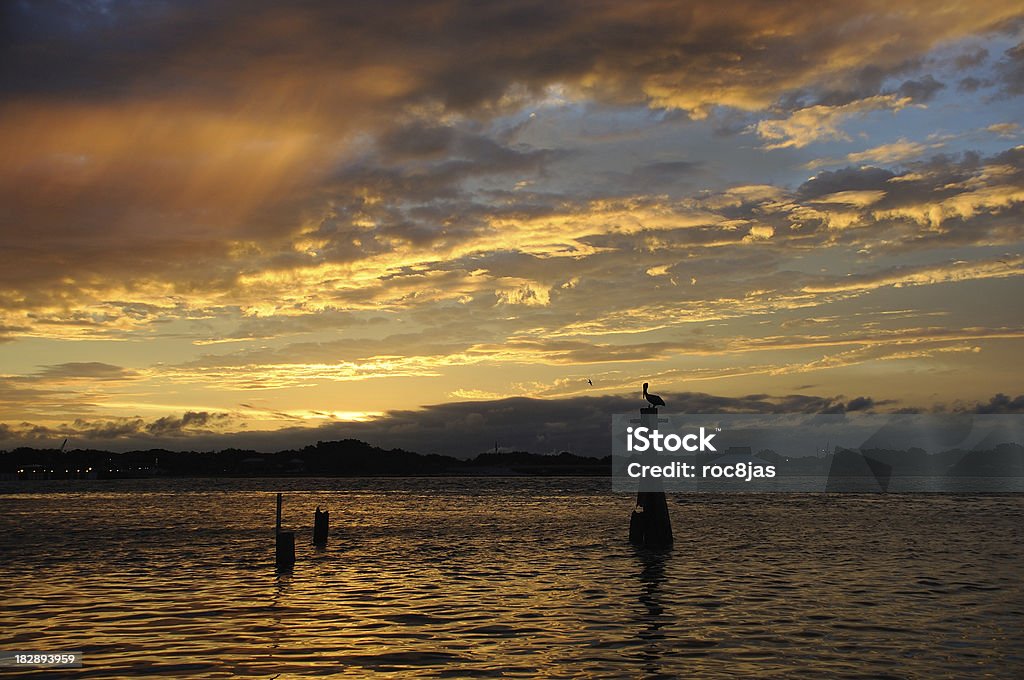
<box><xmin>587</xmin><ymin>378</ymin><xmax>593</xmax><ymax>386</ymax></box>
<box><xmin>643</xmin><ymin>382</ymin><xmax>666</xmax><ymax>408</ymax></box>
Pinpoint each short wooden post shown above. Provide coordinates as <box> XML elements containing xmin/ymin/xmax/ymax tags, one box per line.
<box><xmin>275</xmin><ymin>492</ymin><xmax>295</xmax><ymax>570</ymax></box>
<box><xmin>313</xmin><ymin>506</ymin><xmax>329</xmax><ymax>546</ymax></box>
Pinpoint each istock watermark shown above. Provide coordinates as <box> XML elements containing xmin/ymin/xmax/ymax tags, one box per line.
<box><xmin>611</xmin><ymin>413</ymin><xmax>1024</xmax><ymax>493</ymax></box>
<box><xmin>626</xmin><ymin>425</ymin><xmax>718</xmax><ymax>452</ymax></box>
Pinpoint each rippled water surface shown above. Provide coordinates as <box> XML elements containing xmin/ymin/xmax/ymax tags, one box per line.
<box><xmin>2</xmin><ymin>477</ymin><xmax>1022</xmax><ymax>678</ymax></box>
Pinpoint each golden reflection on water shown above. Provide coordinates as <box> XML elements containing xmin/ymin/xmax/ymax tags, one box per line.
<box><xmin>0</xmin><ymin>479</ymin><xmax>1022</xmax><ymax>677</ymax></box>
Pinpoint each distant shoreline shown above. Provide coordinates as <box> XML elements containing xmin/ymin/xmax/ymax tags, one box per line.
<box><xmin>3</xmin><ymin>437</ymin><xmax>1020</xmax><ymax>481</ymax></box>
<box><xmin>0</xmin><ymin>438</ymin><xmax>609</xmax><ymax>480</ymax></box>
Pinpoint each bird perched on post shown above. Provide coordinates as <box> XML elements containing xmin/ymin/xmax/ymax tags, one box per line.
<box><xmin>643</xmin><ymin>382</ymin><xmax>665</xmax><ymax>408</ymax></box>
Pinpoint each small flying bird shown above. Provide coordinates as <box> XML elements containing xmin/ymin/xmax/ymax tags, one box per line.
<box><xmin>587</xmin><ymin>378</ymin><xmax>593</xmax><ymax>386</ymax></box>
<box><xmin>643</xmin><ymin>382</ymin><xmax>666</xmax><ymax>408</ymax></box>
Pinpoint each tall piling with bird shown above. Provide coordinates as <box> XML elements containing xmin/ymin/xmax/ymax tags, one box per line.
<box><xmin>629</xmin><ymin>383</ymin><xmax>673</xmax><ymax>547</ymax></box>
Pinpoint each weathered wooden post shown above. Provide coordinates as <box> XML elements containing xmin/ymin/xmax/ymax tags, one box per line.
<box><xmin>312</xmin><ymin>505</ymin><xmax>329</xmax><ymax>546</ymax></box>
<box><xmin>629</xmin><ymin>407</ymin><xmax>673</xmax><ymax>547</ymax></box>
<box><xmin>275</xmin><ymin>492</ymin><xmax>295</xmax><ymax>570</ymax></box>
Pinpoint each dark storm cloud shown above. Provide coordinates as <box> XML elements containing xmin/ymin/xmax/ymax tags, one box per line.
<box><xmin>812</xmin><ymin>62</ymin><xmax>930</xmax><ymax>107</ymax></box>
<box><xmin>72</xmin><ymin>417</ymin><xmax>148</xmax><ymax>439</ymax></box>
<box><xmin>0</xmin><ymin>392</ymin><xmax>906</xmax><ymax>455</ymax></box>
<box><xmin>331</xmin><ymin>127</ymin><xmax>561</xmax><ymax>206</ymax></box>
<box><xmin>954</xmin><ymin>47</ymin><xmax>990</xmax><ymax>70</ymax></box>
<box><xmin>343</xmin><ymin>391</ymin><xmax>886</xmax><ymax>456</ymax></box>
<box><xmin>965</xmin><ymin>393</ymin><xmax>1024</xmax><ymax>414</ymax></box>
<box><xmin>993</xmin><ymin>41</ymin><xmax>1024</xmax><ymax>96</ymax></box>
<box><xmin>895</xmin><ymin>75</ymin><xmax>946</xmax><ymax>102</ymax></box>
<box><xmin>0</xmin><ymin>410</ymin><xmax>235</xmax><ymax>443</ymax></box>
<box><xmin>377</xmin><ymin>123</ymin><xmax>458</xmax><ymax>160</ymax></box>
<box><xmin>957</xmin><ymin>76</ymin><xmax>989</xmax><ymax>93</ymax></box>
<box><xmin>839</xmin><ymin>396</ymin><xmax>876</xmax><ymax>412</ymax></box>
<box><xmin>4</xmin><ymin>1</ymin><xmax>1019</xmax><ymax>113</ymax></box>
<box><xmin>2</xmin><ymin>0</ymin><xmax>1022</xmax><ymax>330</ymax></box>
<box><xmin>795</xmin><ymin>166</ymin><xmax>897</xmax><ymax>200</ymax></box>
<box><xmin>144</xmin><ymin>411</ymin><xmax>232</xmax><ymax>436</ymax></box>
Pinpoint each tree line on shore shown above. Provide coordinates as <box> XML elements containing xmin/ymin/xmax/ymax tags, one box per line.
<box><xmin>2</xmin><ymin>438</ymin><xmax>1019</xmax><ymax>479</ymax></box>
<box><xmin>0</xmin><ymin>438</ymin><xmax>610</xmax><ymax>478</ymax></box>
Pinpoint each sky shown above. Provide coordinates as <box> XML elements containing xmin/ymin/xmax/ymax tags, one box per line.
<box><xmin>1</xmin><ymin>0</ymin><xmax>1023</xmax><ymax>455</ymax></box>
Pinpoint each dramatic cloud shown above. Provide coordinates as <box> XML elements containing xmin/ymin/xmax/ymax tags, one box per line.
<box><xmin>895</xmin><ymin>75</ymin><xmax>947</xmax><ymax>103</ymax></box>
<box><xmin>0</xmin><ymin>411</ymin><xmax>235</xmax><ymax>445</ymax></box>
<box><xmin>967</xmin><ymin>393</ymin><xmax>1024</xmax><ymax>413</ymax></box>
<box><xmin>3</xmin><ymin>392</ymin><xmax>1018</xmax><ymax>456</ymax></box>
<box><xmin>994</xmin><ymin>40</ymin><xmax>1024</xmax><ymax>96</ymax></box>
<box><xmin>2</xmin><ymin>1</ymin><xmax>1023</xmax><ymax>447</ymax></box>
<box><xmin>754</xmin><ymin>95</ymin><xmax>913</xmax><ymax>149</ymax></box>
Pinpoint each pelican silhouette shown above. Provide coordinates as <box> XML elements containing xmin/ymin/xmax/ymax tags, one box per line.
<box><xmin>643</xmin><ymin>382</ymin><xmax>665</xmax><ymax>408</ymax></box>
<box><xmin>587</xmin><ymin>378</ymin><xmax>593</xmax><ymax>386</ymax></box>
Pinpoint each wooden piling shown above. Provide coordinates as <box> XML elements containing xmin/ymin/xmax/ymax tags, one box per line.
<box><xmin>629</xmin><ymin>407</ymin><xmax>673</xmax><ymax>548</ymax></box>
<box><xmin>276</xmin><ymin>531</ymin><xmax>295</xmax><ymax>570</ymax></box>
<box><xmin>630</xmin><ymin>491</ymin><xmax>673</xmax><ymax>547</ymax></box>
<box><xmin>275</xmin><ymin>492</ymin><xmax>295</xmax><ymax>570</ymax></box>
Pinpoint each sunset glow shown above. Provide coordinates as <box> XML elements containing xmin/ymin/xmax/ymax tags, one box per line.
<box><xmin>2</xmin><ymin>1</ymin><xmax>1022</xmax><ymax>454</ymax></box>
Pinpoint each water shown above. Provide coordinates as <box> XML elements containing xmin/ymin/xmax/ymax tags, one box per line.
<box><xmin>1</xmin><ymin>478</ymin><xmax>1022</xmax><ymax>678</ymax></box>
